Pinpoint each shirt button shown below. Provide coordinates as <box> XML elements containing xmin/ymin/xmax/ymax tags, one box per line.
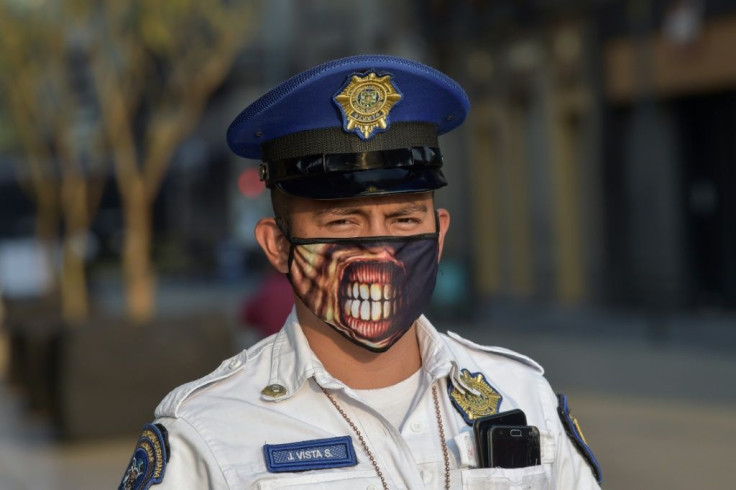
<box><xmin>421</xmin><ymin>470</ymin><xmax>433</xmax><ymax>484</ymax></box>
<box><xmin>261</xmin><ymin>384</ymin><xmax>287</xmax><ymax>397</ymax></box>
<box><xmin>228</xmin><ymin>359</ymin><xmax>242</xmax><ymax>369</ymax></box>
<box><xmin>410</xmin><ymin>421</ymin><xmax>424</xmax><ymax>432</ymax></box>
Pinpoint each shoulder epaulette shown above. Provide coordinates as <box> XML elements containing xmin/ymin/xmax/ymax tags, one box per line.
<box><xmin>446</xmin><ymin>331</ymin><xmax>544</xmax><ymax>374</ymax></box>
<box><xmin>155</xmin><ymin>350</ymin><xmax>249</xmax><ymax>418</ymax></box>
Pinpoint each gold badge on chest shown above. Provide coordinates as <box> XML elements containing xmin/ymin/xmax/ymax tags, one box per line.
<box><xmin>448</xmin><ymin>369</ymin><xmax>503</xmax><ymax>425</ymax></box>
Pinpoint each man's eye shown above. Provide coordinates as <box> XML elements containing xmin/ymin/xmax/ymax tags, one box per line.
<box><xmin>396</xmin><ymin>217</ymin><xmax>421</xmax><ymax>225</ymax></box>
<box><xmin>326</xmin><ymin>219</ymin><xmax>352</xmax><ymax>227</ymax></box>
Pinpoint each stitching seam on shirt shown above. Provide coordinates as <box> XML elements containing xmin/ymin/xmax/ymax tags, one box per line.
<box><xmin>268</xmin><ymin>330</ymin><xmax>286</xmax><ymax>389</ymax></box>
<box><xmin>178</xmin><ymin>416</ymin><xmax>232</xmax><ymax>488</ymax></box>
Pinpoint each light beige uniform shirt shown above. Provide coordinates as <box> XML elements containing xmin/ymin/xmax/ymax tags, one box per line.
<box><xmin>150</xmin><ymin>310</ymin><xmax>601</xmax><ymax>489</ymax></box>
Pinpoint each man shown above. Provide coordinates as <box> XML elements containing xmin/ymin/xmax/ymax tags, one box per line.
<box><xmin>120</xmin><ymin>55</ymin><xmax>601</xmax><ymax>489</ymax></box>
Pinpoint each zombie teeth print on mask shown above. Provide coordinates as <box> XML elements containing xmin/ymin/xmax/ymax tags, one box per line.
<box><xmin>279</xmin><ymin>223</ymin><xmax>440</xmax><ymax>352</ymax></box>
<box><xmin>342</xmin><ymin>260</ymin><xmax>402</xmax><ymax>338</ymax></box>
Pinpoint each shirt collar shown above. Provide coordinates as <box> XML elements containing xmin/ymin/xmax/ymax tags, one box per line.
<box><xmin>415</xmin><ymin>315</ymin><xmax>457</xmax><ymax>381</ymax></box>
<box><xmin>261</xmin><ymin>311</ymin><xmax>460</xmax><ymax>402</ymax></box>
<box><xmin>261</xmin><ymin>308</ymin><xmax>324</xmax><ymax>402</ymax></box>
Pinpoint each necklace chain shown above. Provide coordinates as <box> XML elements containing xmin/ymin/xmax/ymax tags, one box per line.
<box><xmin>323</xmin><ymin>388</ymin><xmax>389</xmax><ymax>489</ymax></box>
<box><xmin>432</xmin><ymin>385</ymin><xmax>452</xmax><ymax>490</ymax></box>
<box><xmin>321</xmin><ymin>383</ymin><xmax>451</xmax><ymax>490</ymax></box>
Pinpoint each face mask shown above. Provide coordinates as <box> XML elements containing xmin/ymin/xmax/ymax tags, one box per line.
<box><xmin>279</xmin><ymin>222</ymin><xmax>440</xmax><ymax>352</ymax></box>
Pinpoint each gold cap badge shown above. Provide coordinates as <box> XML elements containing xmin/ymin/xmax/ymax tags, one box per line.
<box><xmin>334</xmin><ymin>72</ymin><xmax>402</xmax><ymax>140</ymax></box>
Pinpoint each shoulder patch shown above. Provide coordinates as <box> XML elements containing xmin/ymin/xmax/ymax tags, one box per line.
<box><xmin>446</xmin><ymin>331</ymin><xmax>544</xmax><ymax>374</ymax></box>
<box><xmin>119</xmin><ymin>423</ymin><xmax>170</xmax><ymax>490</ymax></box>
<box><xmin>557</xmin><ymin>394</ymin><xmax>602</xmax><ymax>484</ymax></box>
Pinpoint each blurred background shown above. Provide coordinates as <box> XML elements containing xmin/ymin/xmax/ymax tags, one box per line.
<box><xmin>0</xmin><ymin>0</ymin><xmax>735</xmax><ymax>488</ymax></box>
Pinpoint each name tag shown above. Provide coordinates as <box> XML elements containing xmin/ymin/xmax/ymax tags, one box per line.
<box><xmin>263</xmin><ymin>436</ymin><xmax>357</xmax><ymax>473</ymax></box>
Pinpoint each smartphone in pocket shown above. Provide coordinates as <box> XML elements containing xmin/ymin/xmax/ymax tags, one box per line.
<box><xmin>473</xmin><ymin>409</ymin><xmax>527</xmax><ymax>468</ymax></box>
<box><xmin>488</xmin><ymin>425</ymin><xmax>541</xmax><ymax>469</ymax></box>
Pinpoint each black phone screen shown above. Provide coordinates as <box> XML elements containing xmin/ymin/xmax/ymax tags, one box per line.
<box><xmin>473</xmin><ymin>409</ymin><xmax>527</xmax><ymax>468</ymax></box>
<box><xmin>489</xmin><ymin>425</ymin><xmax>541</xmax><ymax>469</ymax></box>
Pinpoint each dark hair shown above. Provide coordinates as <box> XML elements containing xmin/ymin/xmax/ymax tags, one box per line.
<box><xmin>270</xmin><ymin>188</ymin><xmax>293</xmax><ymax>229</ymax></box>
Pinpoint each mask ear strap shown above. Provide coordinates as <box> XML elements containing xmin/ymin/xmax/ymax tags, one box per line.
<box><xmin>434</xmin><ymin>210</ymin><xmax>440</xmax><ymax>234</ymax></box>
<box><xmin>275</xmin><ymin>218</ymin><xmax>297</xmax><ymax>273</ymax></box>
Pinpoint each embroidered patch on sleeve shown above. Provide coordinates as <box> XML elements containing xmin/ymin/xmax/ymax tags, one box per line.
<box><xmin>557</xmin><ymin>394</ymin><xmax>602</xmax><ymax>484</ymax></box>
<box><xmin>119</xmin><ymin>423</ymin><xmax>170</xmax><ymax>490</ymax></box>
<box><xmin>263</xmin><ymin>436</ymin><xmax>357</xmax><ymax>473</ymax></box>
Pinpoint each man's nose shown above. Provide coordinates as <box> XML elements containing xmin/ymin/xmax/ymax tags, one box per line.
<box><xmin>364</xmin><ymin>217</ymin><xmax>391</xmax><ymax>237</ymax></box>
<box><xmin>363</xmin><ymin>244</ymin><xmax>398</xmax><ymax>259</ymax></box>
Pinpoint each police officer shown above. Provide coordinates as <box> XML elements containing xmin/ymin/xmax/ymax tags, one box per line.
<box><xmin>119</xmin><ymin>55</ymin><xmax>601</xmax><ymax>489</ymax></box>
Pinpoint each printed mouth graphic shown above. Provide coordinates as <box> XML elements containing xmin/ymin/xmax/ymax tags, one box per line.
<box><xmin>339</xmin><ymin>260</ymin><xmax>403</xmax><ymax>341</ymax></box>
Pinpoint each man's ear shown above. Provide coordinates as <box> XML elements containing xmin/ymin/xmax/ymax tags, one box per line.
<box><xmin>254</xmin><ymin>218</ymin><xmax>290</xmax><ymax>274</ymax></box>
<box><xmin>436</xmin><ymin>208</ymin><xmax>450</xmax><ymax>261</ymax></box>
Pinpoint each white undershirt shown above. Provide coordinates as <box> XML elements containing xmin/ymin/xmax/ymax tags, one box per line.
<box><xmin>353</xmin><ymin>368</ymin><xmax>424</xmax><ymax>430</ymax></box>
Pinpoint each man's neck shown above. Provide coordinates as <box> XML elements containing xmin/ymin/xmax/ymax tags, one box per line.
<box><xmin>296</xmin><ymin>305</ymin><xmax>422</xmax><ymax>390</ymax></box>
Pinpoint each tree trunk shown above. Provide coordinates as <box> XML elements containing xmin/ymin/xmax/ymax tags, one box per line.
<box><xmin>60</xmin><ymin>175</ymin><xmax>90</xmax><ymax>324</ymax></box>
<box><xmin>34</xmin><ymin>179</ymin><xmax>60</xmax><ymax>295</ymax></box>
<box><xmin>123</xmin><ymin>177</ymin><xmax>155</xmax><ymax>323</ymax></box>
<box><xmin>61</xmin><ymin>242</ymin><xmax>88</xmax><ymax>323</ymax></box>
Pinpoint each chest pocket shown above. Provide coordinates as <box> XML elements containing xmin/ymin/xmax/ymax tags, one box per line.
<box><xmin>256</xmin><ymin>469</ymin><xmax>381</xmax><ymax>489</ymax></box>
<box><xmin>458</xmin><ymin>464</ymin><xmax>550</xmax><ymax>490</ymax></box>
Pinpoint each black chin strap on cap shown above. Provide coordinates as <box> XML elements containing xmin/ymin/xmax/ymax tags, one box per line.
<box><xmin>259</xmin><ymin>146</ymin><xmax>443</xmax><ymax>188</ymax></box>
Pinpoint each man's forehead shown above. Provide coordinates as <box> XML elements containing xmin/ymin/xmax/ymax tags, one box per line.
<box><xmin>302</xmin><ymin>192</ymin><xmax>434</xmax><ymax>215</ymax></box>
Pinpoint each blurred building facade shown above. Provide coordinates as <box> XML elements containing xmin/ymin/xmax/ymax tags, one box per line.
<box><xmin>2</xmin><ymin>0</ymin><xmax>735</xmax><ymax>316</ymax></box>
<box><xmin>415</xmin><ymin>0</ymin><xmax>736</xmax><ymax>313</ymax></box>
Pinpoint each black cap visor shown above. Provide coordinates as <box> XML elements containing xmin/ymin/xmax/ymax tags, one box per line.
<box><xmin>275</xmin><ymin>166</ymin><xmax>447</xmax><ymax>200</ymax></box>
<box><xmin>263</xmin><ymin>146</ymin><xmax>446</xmax><ymax>199</ymax></box>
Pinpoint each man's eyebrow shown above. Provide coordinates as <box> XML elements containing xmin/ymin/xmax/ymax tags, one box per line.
<box><xmin>386</xmin><ymin>203</ymin><xmax>429</xmax><ymax>217</ymax></box>
<box><xmin>312</xmin><ymin>202</ymin><xmax>429</xmax><ymax>220</ymax></box>
<box><xmin>313</xmin><ymin>207</ymin><xmax>363</xmax><ymax>218</ymax></box>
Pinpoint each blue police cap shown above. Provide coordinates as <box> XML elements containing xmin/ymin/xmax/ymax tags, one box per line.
<box><xmin>227</xmin><ymin>54</ymin><xmax>469</xmax><ymax>199</ymax></box>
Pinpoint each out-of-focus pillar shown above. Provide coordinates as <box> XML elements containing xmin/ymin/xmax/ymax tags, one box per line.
<box><xmin>545</xmin><ymin>23</ymin><xmax>592</xmax><ymax>304</ymax></box>
<box><xmin>504</xmin><ymin>101</ymin><xmax>535</xmax><ymax>298</ymax></box>
<box><xmin>547</xmin><ymin>89</ymin><xmax>587</xmax><ymax>303</ymax></box>
<box><xmin>469</xmin><ymin>99</ymin><xmax>502</xmax><ymax>296</ymax></box>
